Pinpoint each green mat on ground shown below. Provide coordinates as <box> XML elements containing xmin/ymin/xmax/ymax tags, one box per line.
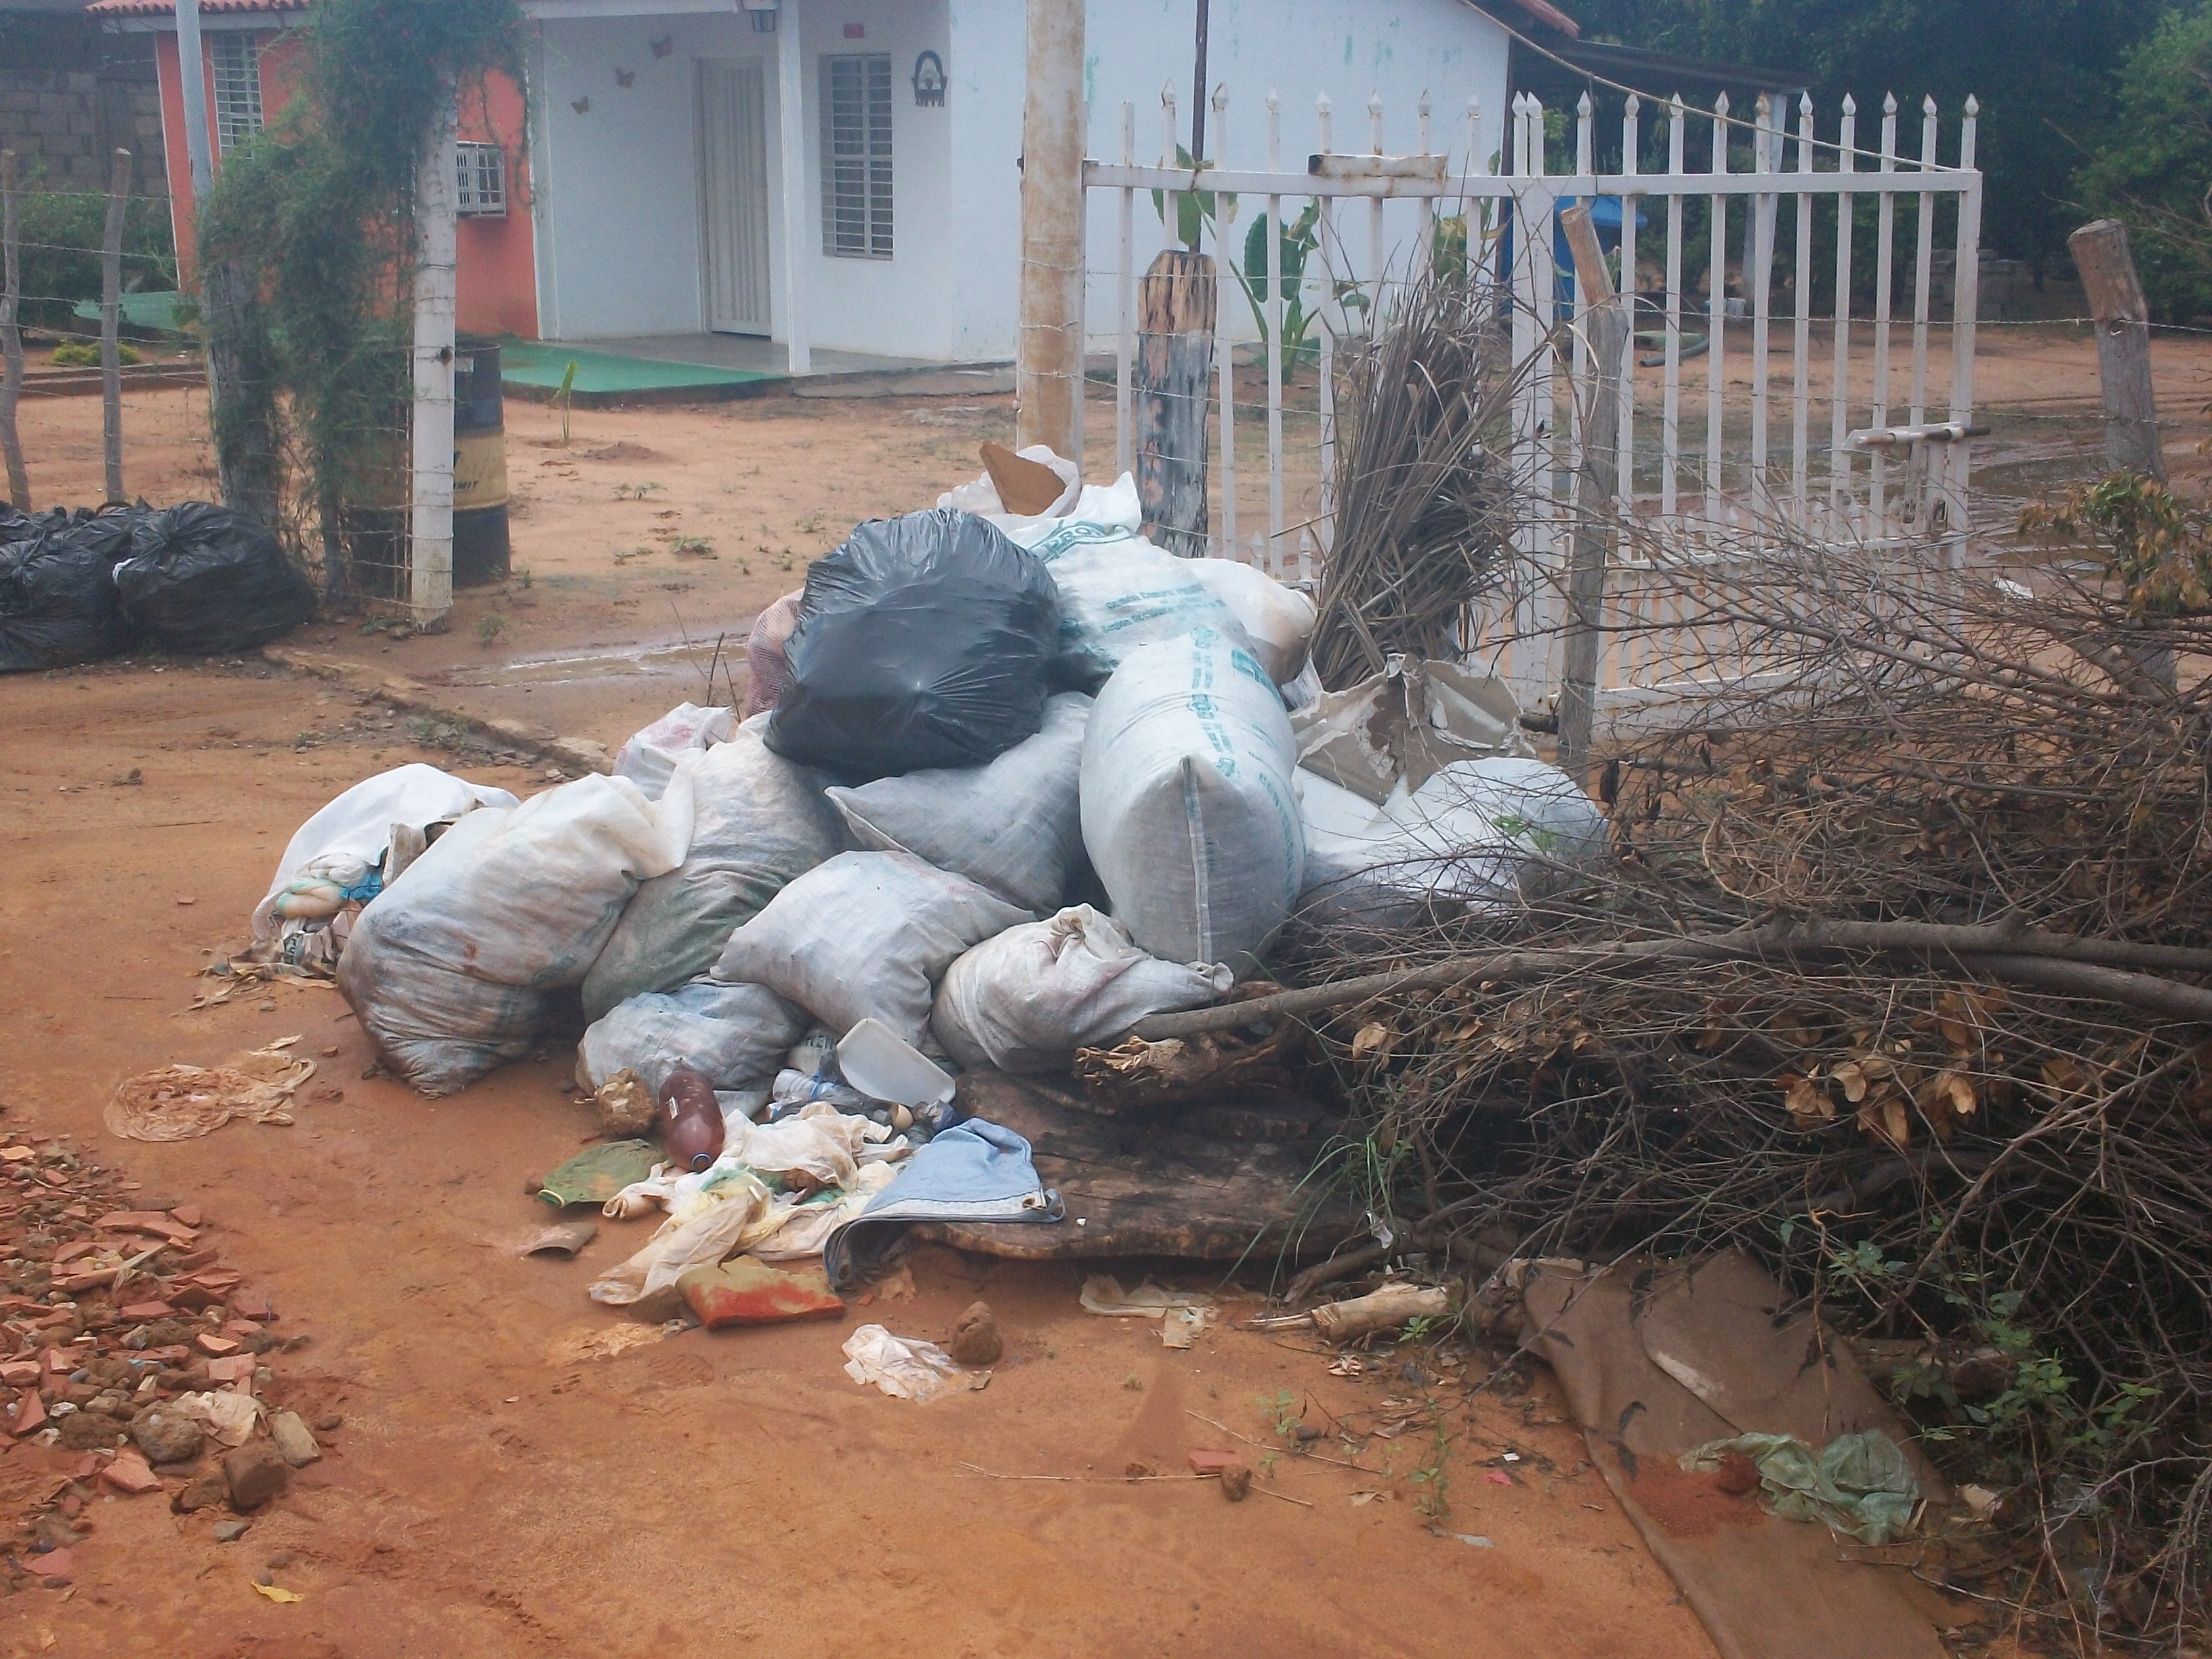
<box><xmin>497</xmin><ymin>339</ymin><xmax>777</xmax><ymax>394</ymax></box>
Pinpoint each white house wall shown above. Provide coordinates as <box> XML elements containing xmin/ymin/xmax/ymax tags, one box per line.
<box><xmin>949</xmin><ymin>0</ymin><xmax>1514</xmax><ymax>361</ymax></box>
<box><xmin>531</xmin><ymin>0</ymin><xmax>954</xmax><ymax>356</ymax></box>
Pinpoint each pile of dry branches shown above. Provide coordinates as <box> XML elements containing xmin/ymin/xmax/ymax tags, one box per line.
<box><xmin>1307</xmin><ymin>262</ymin><xmax>1521</xmax><ymax>688</ymax></box>
<box><xmin>1291</xmin><ymin>525</ymin><xmax>2212</xmax><ymax>1643</ymax></box>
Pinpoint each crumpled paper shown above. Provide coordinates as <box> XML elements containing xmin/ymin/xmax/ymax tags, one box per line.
<box><xmin>1080</xmin><ymin>1274</ymin><xmax>1215</xmax><ymax>1347</ymax></box>
<box><xmin>105</xmin><ymin>1040</ymin><xmax>315</xmax><ymax>1141</ymax></box>
<box><xmin>171</xmin><ymin>1389</ymin><xmax>264</xmax><ymax>1447</ymax></box>
<box><xmin>841</xmin><ymin>1324</ymin><xmax>990</xmax><ymax>1402</ymax></box>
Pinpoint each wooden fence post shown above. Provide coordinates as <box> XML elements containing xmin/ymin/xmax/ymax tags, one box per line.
<box><xmin>100</xmin><ymin>147</ymin><xmax>129</xmax><ymax>504</ymax></box>
<box><xmin>1555</xmin><ymin>203</ymin><xmax>1627</xmax><ymax>769</ymax></box>
<box><xmin>0</xmin><ymin>150</ymin><xmax>28</xmax><ymax>509</ymax></box>
<box><xmin>1134</xmin><ymin>247</ymin><xmax>1214</xmax><ymax>557</ymax></box>
<box><xmin>2068</xmin><ymin>218</ymin><xmax>2165</xmax><ymax>484</ymax></box>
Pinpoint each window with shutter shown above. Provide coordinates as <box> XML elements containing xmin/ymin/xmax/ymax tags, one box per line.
<box><xmin>819</xmin><ymin>53</ymin><xmax>893</xmax><ymax>259</ymax></box>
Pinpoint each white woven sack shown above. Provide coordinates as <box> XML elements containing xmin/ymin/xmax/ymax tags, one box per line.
<box><xmin>1183</xmin><ymin>558</ymin><xmax>1316</xmax><ymax>684</ymax></box>
<box><xmin>1019</xmin><ymin>474</ymin><xmax>1248</xmax><ymax>685</ymax></box>
<box><xmin>614</xmin><ymin>702</ymin><xmax>736</xmax><ymax>801</ymax></box>
<box><xmin>826</xmin><ymin>693</ymin><xmax>1090</xmax><ymax>914</ymax></box>
<box><xmin>711</xmin><ymin>850</ymin><xmax>1032</xmax><ymax>1047</ymax></box>
<box><xmin>1297</xmin><ymin>756</ymin><xmax>1609</xmax><ymax>927</ymax></box>
<box><xmin>932</xmin><ymin>907</ymin><xmax>1231</xmax><ymax>1072</ymax></box>
<box><xmin>1080</xmin><ymin>627</ymin><xmax>1304</xmax><ymax>969</ymax></box>
<box><xmin>577</xmin><ymin>977</ymin><xmax>808</xmax><ymax>1094</ymax></box>
<box><xmin>584</xmin><ymin>716</ymin><xmax>846</xmax><ymax>1019</ymax></box>
<box><xmin>338</xmin><ymin>769</ymin><xmax>695</xmax><ymax>1097</ymax></box>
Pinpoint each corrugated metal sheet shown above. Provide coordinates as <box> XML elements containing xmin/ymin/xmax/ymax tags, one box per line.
<box><xmin>86</xmin><ymin>0</ymin><xmax>307</xmax><ymax>18</ymax></box>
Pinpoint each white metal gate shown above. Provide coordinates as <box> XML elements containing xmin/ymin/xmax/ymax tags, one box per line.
<box><xmin>1081</xmin><ymin>84</ymin><xmax>1984</xmax><ymax>713</ymax></box>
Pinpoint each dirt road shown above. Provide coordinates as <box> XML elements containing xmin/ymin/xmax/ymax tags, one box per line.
<box><xmin>0</xmin><ymin>663</ymin><xmax>1715</xmax><ymax>1655</ymax></box>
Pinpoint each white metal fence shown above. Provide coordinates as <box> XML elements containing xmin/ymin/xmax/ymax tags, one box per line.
<box><xmin>1081</xmin><ymin>83</ymin><xmax>1984</xmax><ymax>714</ymax></box>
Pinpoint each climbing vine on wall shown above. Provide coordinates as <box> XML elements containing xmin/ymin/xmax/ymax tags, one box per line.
<box><xmin>196</xmin><ymin>0</ymin><xmax>524</xmax><ymax>584</ymax></box>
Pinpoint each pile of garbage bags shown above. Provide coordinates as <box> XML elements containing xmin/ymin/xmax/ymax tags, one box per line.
<box><xmin>238</xmin><ymin>451</ymin><xmax>1610</xmax><ymax>1300</ymax></box>
<box><xmin>0</xmin><ymin>499</ymin><xmax>313</xmax><ymax>672</ymax></box>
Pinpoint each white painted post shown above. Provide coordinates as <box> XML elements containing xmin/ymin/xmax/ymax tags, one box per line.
<box><xmin>1946</xmin><ymin>97</ymin><xmax>1982</xmax><ymax>528</ymax></box>
<box><xmin>1871</xmin><ymin>94</ymin><xmax>1898</xmax><ymax>533</ymax></box>
<box><xmin>1909</xmin><ymin>95</ymin><xmax>1939</xmax><ymax>430</ymax></box>
<box><xmin>1790</xmin><ymin>91</ymin><xmax>1813</xmax><ymax>522</ymax></box>
<box><xmin>1366</xmin><ymin>89</ymin><xmax>1384</xmax><ymax>323</ymax></box>
<box><xmin>1618</xmin><ymin>93</ymin><xmax>1640</xmax><ymax>512</ymax></box>
<box><xmin>1662</xmin><ymin>94</ymin><xmax>1684</xmax><ymax>520</ymax></box>
<box><xmin>410</xmin><ymin>103</ymin><xmax>459</xmax><ymax>626</ymax></box>
<box><xmin>1115</xmin><ymin>101</ymin><xmax>1135</xmax><ymax>478</ymax></box>
<box><xmin>1705</xmin><ymin>91</ymin><xmax>1728</xmax><ymax>523</ymax></box>
<box><xmin>1829</xmin><ymin>94</ymin><xmax>1858</xmax><ymax>525</ymax></box>
<box><xmin>1264</xmin><ymin>88</ymin><xmax>1283</xmax><ymax>562</ymax></box>
<box><xmin>1212</xmin><ymin>82</ymin><xmax>1234</xmax><ymax>556</ymax></box>
<box><xmin>1316</xmin><ymin>93</ymin><xmax>1336</xmax><ymax>539</ymax></box>
<box><xmin>777</xmin><ymin>0</ymin><xmax>811</xmax><ymax>377</ymax></box>
<box><xmin>1017</xmin><ymin>0</ymin><xmax>1085</xmax><ymax>457</ymax></box>
<box><xmin>1748</xmin><ymin>94</ymin><xmax>1774</xmax><ymax>512</ymax></box>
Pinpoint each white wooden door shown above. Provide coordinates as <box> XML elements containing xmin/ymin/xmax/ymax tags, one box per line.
<box><xmin>699</xmin><ymin>58</ymin><xmax>773</xmax><ymax>335</ymax></box>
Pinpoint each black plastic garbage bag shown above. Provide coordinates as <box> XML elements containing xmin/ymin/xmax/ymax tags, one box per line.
<box><xmin>765</xmin><ymin>508</ymin><xmax>1061</xmax><ymax>782</ymax></box>
<box><xmin>111</xmin><ymin>501</ymin><xmax>314</xmax><ymax>654</ymax></box>
<box><xmin>0</xmin><ymin>506</ymin><xmax>142</xmax><ymax>673</ymax></box>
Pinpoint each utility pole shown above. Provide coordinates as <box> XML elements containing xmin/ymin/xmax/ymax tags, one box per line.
<box><xmin>1015</xmin><ymin>0</ymin><xmax>1084</xmax><ymax>462</ymax></box>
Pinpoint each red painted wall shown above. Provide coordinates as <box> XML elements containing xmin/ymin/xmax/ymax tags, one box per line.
<box><xmin>455</xmin><ymin>73</ymin><xmax>537</xmax><ymax>340</ymax></box>
<box><xmin>154</xmin><ymin>27</ymin><xmax>536</xmax><ymax>339</ymax></box>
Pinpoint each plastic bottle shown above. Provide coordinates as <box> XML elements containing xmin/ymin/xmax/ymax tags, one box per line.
<box><xmin>657</xmin><ymin>1065</ymin><xmax>725</xmax><ymax>1172</ymax></box>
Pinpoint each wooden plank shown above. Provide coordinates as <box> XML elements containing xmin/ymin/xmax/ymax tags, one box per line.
<box><xmin>915</xmin><ymin>1071</ymin><xmax>1355</xmax><ymax>1263</ymax></box>
<box><xmin>1</xmin><ymin>150</ymin><xmax>28</xmax><ymax>508</ymax></box>
<box><xmin>100</xmin><ymin>147</ymin><xmax>129</xmax><ymax>504</ymax></box>
<box><xmin>2070</xmin><ymin>217</ymin><xmax>2165</xmax><ymax>483</ymax></box>
<box><xmin>1135</xmin><ymin>246</ymin><xmax>1216</xmax><ymax>557</ymax></box>
<box><xmin>1558</xmin><ymin>203</ymin><xmax>1626</xmax><ymax>769</ymax></box>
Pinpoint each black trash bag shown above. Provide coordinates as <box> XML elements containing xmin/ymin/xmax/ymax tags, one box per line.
<box><xmin>765</xmin><ymin>508</ymin><xmax>1061</xmax><ymax>782</ymax></box>
<box><xmin>0</xmin><ymin>506</ymin><xmax>142</xmax><ymax>674</ymax></box>
<box><xmin>111</xmin><ymin>501</ymin><xmax>315</xmax><ymax>654</ymax></box>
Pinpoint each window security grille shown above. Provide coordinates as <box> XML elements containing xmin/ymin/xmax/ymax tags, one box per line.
<box><xmin>819</xmin><ymin>53</ymin><xmax>892</xmax><ymax>258</ymax></box>
<box><xmin>455</xmin><ymin>142</ymin><xmax>507</xmax><ymax>216</ymax></box>
<box><xmin>211</xmin><ymin>33</ymin><xmax>264</xmax><ymax>154</ymax></box>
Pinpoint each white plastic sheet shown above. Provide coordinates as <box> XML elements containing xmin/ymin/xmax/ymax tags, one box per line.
<box><xmin>576</xmin><ymin>977</ymin><xmax>808</xmax><ymax>1095</ymax></box>
<box><xmin>1184</xmin><ymin>558</ymin><xmax>1316</xmax><ymax>685</ymax></box>
<box><xmin>252</xmin><ymin>764</ymin><xmax>517</xmax><ymax>942</ymax></box>
<box><xmin>842</xmin><ymin>1324</ymin><xmax>989</xmax><ymax>1401</ymax></box>
<box><xmin>1019</xmin><ymin>474</ymin><xmax>1250</xmax><ymax>686</ymax></box>
<box><xmin>1298</xmin><ymin>756</ymin><xmax>1610</xmax><ymax>928</ymax></box>
<box><xmin>614</xmin><ymin>702</ymin><xmax>735</xmax><ymax>800</ymax></box>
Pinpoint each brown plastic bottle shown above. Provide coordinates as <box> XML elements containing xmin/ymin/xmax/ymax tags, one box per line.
<box><xmin>657</xmin><ymin>1065</ymin><xmax>724</xmax><ymax>1172</ymax></box>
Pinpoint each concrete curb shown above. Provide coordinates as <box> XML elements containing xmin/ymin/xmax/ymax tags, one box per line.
<box><xmin>261</xmin><ymin>646</ymin><xmax>614</xmax><ymax>777</ymax></box>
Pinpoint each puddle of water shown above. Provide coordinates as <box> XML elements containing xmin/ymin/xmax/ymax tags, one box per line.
<box><xmin>430</xmin><ymin>638</ymin><xmax>720</xmax><ymax>689</ymax></box>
